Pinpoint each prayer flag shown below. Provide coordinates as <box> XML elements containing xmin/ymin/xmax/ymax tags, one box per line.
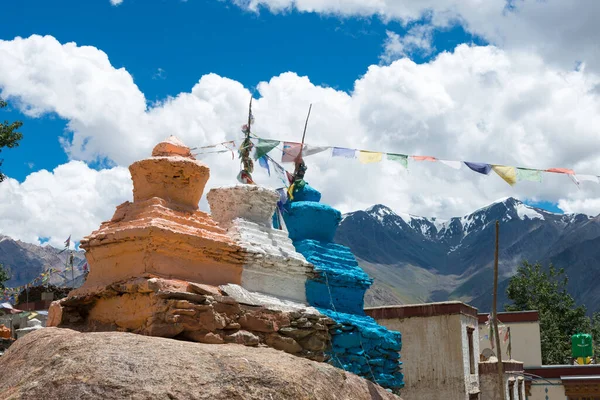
<box><xmin>258</xmin><ymin>156</ymin><xmax>271</xmax><ymax>176</ymax></box>
<box><xmin>568</xmin><ymin>174</ymin><xmax>581</xmax><ymax>188</ymax></box>
<box><xmin>516</xmin><ymin>168</ymin><xmax>542</xmax><ymax>182</ymax></box>
<box><xmin>412</xmin><ymin>155</ymin><xmax>437</xmax><ymax>162</ymax></box>
<box><xmin>302</xmin><ymin>145</ymin><xmax>329</xmax><ymax>157</ymax></box>
<box><xmin>270</xmin><ymin>160</ymin><xmax>289</xmax><ymax>186</ymax></box>
<box><xmin>575</xmin><ymin>175</ymin><xmax>599</xmax><ymax>184</ymax></box>
<box><xmin>387</xmin><ymin>153</ymin><xmax>408</xmax><ymax>169</ymax></box>
<box><xmin>439</xmin><ymin>160</ymin><xmax>462</xmax><ymax>170</ymax></box>
<box><xmin>464</xmin><ymin>162</ymin><xmax>492</xmax><ymax>175</ymax></box>
<box><xmin>358</xmin><ymin>151</ymin><xmax>383</xmax><ymax>164</ymax></box>
<box><xmin>332</xmin><ymin>147</ymin><xmax>356</xmax><ymax>159</ymax></box>
<box><xmin>546</xmin><ymin>168</ymin><xmax>575</xmax><ymax>174</ymax></box>
<box><xmin>64</xmin><ymin>235</ymin><xmax>71</xmax><ymax>248</ymax></box>
<box><xmin>254</xmin><ymin>139</ymin><xmax>280</xmax><ymax>160</ymax></box>
<box><xmin>281</xmin><ymin>142</ymin><xmax>302</xmax><ymax>163</ymax></box>
<box><xmin>492</xmin><ymin>165</ymin><xmax>517</xmax><ymax>186</ymax></box>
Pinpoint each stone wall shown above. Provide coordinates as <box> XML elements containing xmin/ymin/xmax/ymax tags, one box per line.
<box><xmin>48</xmin><ymin>276</ymin><xmax>332</xmax><ymax>362</ymax></box>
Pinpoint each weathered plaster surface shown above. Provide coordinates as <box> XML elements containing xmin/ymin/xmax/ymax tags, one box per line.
<box><xmin>282</xmin><ymin>183</ymin><xmax>404</xmax><ymax>391</ymax></box>
<box><xmin>77</xmin><ymin>138</ymin><xmax>246</xmax><ymax>291</ymax></box>
<box><xmin>376</xmin><ymin>313</ymin><xmax>479</xmax><ymax>400</ymax></box>
<box><xmin>208</xmin><ymin>185</ymin><xmax>314</xmax><ymax>304</ymax></box>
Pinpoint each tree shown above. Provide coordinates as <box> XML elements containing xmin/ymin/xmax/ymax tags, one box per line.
<box><xmin>505</xmin><ymin>261</ymin><xmax>590</xmax><ymax>364</ymax></box>
<box><xmin>0</xmin><ymin>98</ymin><xmax>24</xmax><ymax>182</ymax></box>
<box><xmin>0</xmin><ymin>263</ymin><xmax>9</xmax><ymax>290</ymax></box>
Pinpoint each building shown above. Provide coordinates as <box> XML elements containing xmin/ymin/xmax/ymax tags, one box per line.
<box><xmin>479</xmin><ymin>310</ymin><xmax>600</xmax><ymax>399</ymax></box>
<box><xmin>366</xmin><ymin>302</ymin><xmax>482</xmax><ymax>399</ymax></box>
<box><xmin>478</xmin><ymin>311</ymin><xmax>542</xmax><ymax>367</ymax></box>
<box><xmin>367</xmin><ymin>302</ymin><xmax>528</xmax><ymax>400</ymax></box>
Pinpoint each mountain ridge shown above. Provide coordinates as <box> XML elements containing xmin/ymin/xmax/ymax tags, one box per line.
<box><xmin>335</xmin><ymin>197</ymin><xmax>599</xmax><ymax>313</ymax></box>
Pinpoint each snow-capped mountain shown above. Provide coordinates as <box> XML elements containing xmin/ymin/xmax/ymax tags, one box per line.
<box><xmin>335</xmin><ymin>197</ymin><xmax>599</xmax><ymax>313</ymax></box>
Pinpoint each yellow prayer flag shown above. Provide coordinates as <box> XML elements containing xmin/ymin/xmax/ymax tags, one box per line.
<box><xmin>358</xmin><ymin>151</ymin><xmax>383</xmax><ymax>164</ymax></box>
<box><xmin>492</xmin><ymin>165</ymin><xmax>517</xmax><ymax>186</ymax></box>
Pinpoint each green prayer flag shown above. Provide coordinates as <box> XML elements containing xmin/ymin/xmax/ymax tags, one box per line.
<box><xmin>253</xmin><ymin>139</ymin><xmax>280</xmax><ymax>160</ymax></box>
<box><xmin>386</xmin><ymin>153</ymin><xmax>408</xmax><ymax>169</ymax></box>
<box><xmin>516</xmin><ymin>168</ymin><xmax>542</xmax><ymax>183</ymax></box>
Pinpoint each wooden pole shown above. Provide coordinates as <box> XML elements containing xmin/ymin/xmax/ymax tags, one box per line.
<box><xmin>301</xmin><ymin>104</ymin><xmax>312</xmax><ymax>147</ymax></box>
<box><xmin>292</xmin><ymin>104</ymin><xmax>312</xmax><ymax>181</ymax></box>
<box><xmin>492</xmin><ymin>220</ymin><xmax>505</xmax><ymax>400</ymax></box>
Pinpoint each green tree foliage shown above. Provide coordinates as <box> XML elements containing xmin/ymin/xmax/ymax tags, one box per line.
<box><xmin>505</xmin><ymin>261</ymin><xmax>590</xmax><ymax>364</ymax></box>
<box><xmin>0</xmin><ymin>98</ymin><xmax>24</xmax><ymax>182</ymax></box>
<box><xmin>0</xmin><ymin>263</ymin><xmax>9</xmax><ymax>290</ymax></box>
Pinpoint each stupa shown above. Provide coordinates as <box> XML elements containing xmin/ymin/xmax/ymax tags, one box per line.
<box><xmin>282</xmin><ymin>182</ymin><xmax>405</xmax><ymax>391</ymax></box>
<box><xmin>207</xmin><ymin>185</ymin><xmax>314</xmax><ymax>303</ymax></box>
<box><xmin>78</xmin><ymin>136</ymin><xmax>246</xmax><ymax>289</ymax></box>
<box><xmin>47</xmin><ymin>137</ymin><xmax>332</xmax><ymax>361</ymax></box>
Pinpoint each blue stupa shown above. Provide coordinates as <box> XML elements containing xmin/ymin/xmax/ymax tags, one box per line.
<box><xmin>282</xmin><ymin>182</ymin><xmax>404</xmax><ymax>391</ymax></box>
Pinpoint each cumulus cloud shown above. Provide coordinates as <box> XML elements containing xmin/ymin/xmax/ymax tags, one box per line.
<box><xmin>231</xmin><ymin>0</ymin><xmax>600</xmax><ymax>74</ymax></box>
<box><xmin>1</xmin><ymin>35</ymin><xmax>600</xmax><ymax>246</ymax></box>
<box><xmin>381</xmin><ymin>25</ymin><xmax>435</xmax><ymax>63</ymax></box>
<box><xmin>0</xmin><ymin>161</ymin><xmax>131</xmax><ymax>248</ymax></box>
<box><xmin>110</xmin><ymin>0</ymin><xmax>123</xmax><ymax>5</ymax></box>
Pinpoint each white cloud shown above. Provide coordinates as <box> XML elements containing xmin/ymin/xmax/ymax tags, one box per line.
<box><xmin>231</xmin><ymin>0</ymin><xmax>600</xmax><ymax>74</ymax></box>
<box><xmin>2</xmin><ymin>35</ymin><xmax>600</xmax><ymax>246</ymax></box>
<box><xmin>110</xmin><ymin>0</ymin><xmax>123</xmax><ymax>5</ymax></box>
<box><xmin>0</xmin><ymin>161</ymin><xmax>131</xmax><ymax>248</ymax></box>
<box><xmin>381</xmin><ymin>25</ymin><xmax>435</xmax><ymax>63</ymax></box>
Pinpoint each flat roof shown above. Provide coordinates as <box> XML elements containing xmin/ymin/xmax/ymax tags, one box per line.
<box><xmin>365</xmin><ymin>301</ymin><xmax>478</xmax><ymax>320</ymax></box>
<box><xmin>526</xmin><ymin>365</ymin><xmax>600</xmax><ymax>379</ymax></box>
<box><xmin>478</xmin><ymin>310</ymin><xmax>539</xmax><ymax>324</ymax></box>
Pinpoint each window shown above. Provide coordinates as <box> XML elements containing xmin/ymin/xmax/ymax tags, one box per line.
<box><xmin>467</xmin><ymin>326</ymin><xmax>475</xmax><ymax>374</ymax></box>
<box><xmin>469</xmin><ymin>394</ymin><xmax>479</xmax><ymax>400</ymax></box>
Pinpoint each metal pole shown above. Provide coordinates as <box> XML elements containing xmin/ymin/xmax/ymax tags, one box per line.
<box><xmin>492</xmin><ymin>220</ymin><xmax>506</xmax><ymax>400</ymax></box>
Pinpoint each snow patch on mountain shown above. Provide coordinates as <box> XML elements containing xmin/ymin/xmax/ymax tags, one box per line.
<box><xmin>515</xmin><ymin>203</ymin><xmax>544</xmax><ymax>220</ymax></box>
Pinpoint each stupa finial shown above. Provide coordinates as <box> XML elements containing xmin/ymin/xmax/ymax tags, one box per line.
<box><xmin>152</xmin><ymin>135</ymin><xmax>193</xmax><ymax>158</ymax></box>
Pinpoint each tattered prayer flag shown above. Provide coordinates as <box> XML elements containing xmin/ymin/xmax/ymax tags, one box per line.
<box><xmin>387</xmin><ymin>153</ymin><xmax>408</xmax><ymax>169</ymax></box>
<box><xmin>258</xmin><ymin>156</ymin><xmax>271</xmax><ymax>176</ymax></box>
<box><xmin>281</xmin><ymin>142</ymin><xmax>302</xmax><ymax>163</ymax></box>
<box><xmin>254</xmin><ymin>139</ymin><xmax>280</xmax><ymax>160</ymax></box>
<box><xmin>575</xmin><ymin>175</ymin><xmax>600</xmax><ymax>184</ymax></box>
<box><xmin>492</xmin><ymin>165</ymin><xmax>517</xmax><ymax>186</ymax></box>
<box><xmin>504</xmin><ymin>327</ymin><xmax>510</xmax><ymax>343</ymax></box>
<box><xmin>439</xmin><ymin>160</ymin><xmax>462</xmax><ymax>170</ymax></box>
<box><xmin>358</xmin><ymin>151</ymin><xmax>383</xmax><ymax>164</ymax></box>
<box><xmin>332</xmin><ymin>147</ymin><xmax>356</xmax><ymax>159</ymax></box>
<box><xmin>270</xmin><ymin>159</ymin><xmax>289</xmax><ymax>186</ymax></box>
<box><xmin>302</xmin><ymin>144</ymin><xmax>329</xmax><ymax>157</ymax></box>
<box><xmin>412</xmin><ymin>155</ymin><xmax>437</xmax><ymax>162</ymax></box>
<box><xmin>569</xmin><ymin>174</ymin><xmax>581</xmax><ymax>188</ymax></box>
<box><xmin>464</xmin><ymin>162</ymin><xmax>492</xmax><ymax>175</ymax></box>
<box><xmin>516</xmin><ymin>168</ymin><xmax>542</xmax><ymax>183</ymax></box>
<box><xmin>546</xmin><ymin>168</ymin><xmax>575</xmax><ymax>175</ymax></box>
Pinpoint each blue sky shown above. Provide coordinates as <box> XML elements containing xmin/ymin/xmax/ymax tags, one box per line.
<box><xmin>4</xmin><ymin>0</ymin><xmax>600</xmax><ymax>245</ymax></box>
<box><xmin>0</xmin><ymin>0</ymin><xmax>479</xmax><ymax>182</ymax></box>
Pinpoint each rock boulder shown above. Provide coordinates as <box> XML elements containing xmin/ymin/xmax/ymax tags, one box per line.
<box><xmin>0</xmin><ymin>328</ymin><xmax>401</xmax><ymax>400</ymax></box>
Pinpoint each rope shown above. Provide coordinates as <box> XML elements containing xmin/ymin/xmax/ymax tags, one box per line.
<box><xmin>323</xmin><ymin>271</ymin><xmax>375</xmax><ymax>382</ymax></box>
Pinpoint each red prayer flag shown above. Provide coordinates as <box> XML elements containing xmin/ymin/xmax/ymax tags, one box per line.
<box><xmin>546</xmin><ymin>168</ymin><xmax>575</xmax><ymax>174</ymax></box>
<box><xmin>281</xmin><ymin>142</ymin><xmax>302</xmax><ymax>163</ymax></box>
<box><xmin>412</xmin><ymin>155</ymin><xmax>438</xmax><ymax>162</ymax></box>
